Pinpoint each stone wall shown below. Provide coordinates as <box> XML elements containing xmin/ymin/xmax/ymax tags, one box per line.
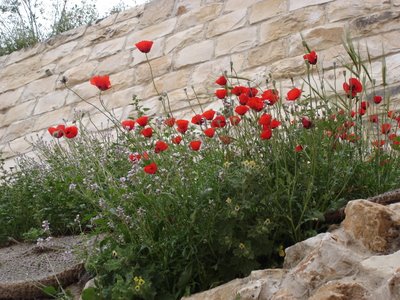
<box><xmin>0</xmin><ymin>0</ymin><xmax>400</xmax><ymax>169</ymax></box>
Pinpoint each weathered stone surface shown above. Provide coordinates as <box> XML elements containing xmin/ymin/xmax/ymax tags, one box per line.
<box><xmin>248</xmin><ymin>40</ymin><xmax>286</xmax><ymax>68</ymax></box>
<box><xmin>3</xmin><ymin>119</ymin><xmax>36</xmax><ymax>143</ymax></box>
<box><xmin>88</xmin><ymin>37</ymin><xmax>126</xmax><ymax>60</ymax></box>
<box><xmin>215</xmin><ymin>27</ymin><xmax>258</xmax><ymax>57</ymax></box>
<box><xmin>165</xmin><ymin>25</ymin><xmax>204</xmax><ymax>54</ymax></box>
<box><xmin>176</xmin><ymin>4</ymin><xmax>223</xmax><ymax>31</ymax></box>
<box><xmin>20</xmin><ymin>75</ymin><xmax>59</xmax><ymax>103</ymax></box>
<box><xmin>349</xmin><ymin>10</ymin><xmax>400</xmax><ymax>37</ymax></box>
<box><xmin>174</xmin><ymin>40</ymin><xmax>214</xmax><ymax>69</ymax></box>
<box><xmin>0</xmin><ymin>88</ymin><xmax>24</xmax><ymax>112</ymax></box>
<box><xmin>2</xmin><ymin>132</ymin><xmax>40</xmax><ymax>158</ymax></box>
<box><xmin>139</xmin><ymin>0</ymin><xmax>175</xmax><ymax>27</ymax></box>
<box><xmin>2</xmin><ymin>100</ymin><xmax>36</xmax><ymax>126</ymax></box>
<box><xmin>153</xmin><ymin>68</ymin><xmax>192</xmax><ymax>95</ymax></box>
<box><xmin>41</xmin><ymin>41</ymin><xmax>79</xmax><ymax>66</ymax></box>
<box><xmin>173</xmin><ymin>0</ymin><xmax>202</xmax><ymax>16</ymax></box>
<box><xmin>105</xmin><ymin>86</ymin><xmax>143</xmax><ymax>110</ymax></box>
<box><xmin>289</xmin><ymin>0</ymin><xmax>334</xmax><ymax>11</ymax></box>
<box><xmin>343</xmin><ymin>199</ymin><xmax>400</xmax><ymax>253</ymax></box>
<box><xmin>3</xmin><ymin>42</ymin><xmax>45</xmax><ymax>67</ymax></box>
<box><xmin>55</xmin><ymin>47</ymin><xmax>91</xmax><ymax>73</ymax></box>
<box><xmin>134</xmin><ymin>55</ymin><xmax>172</xmax><ymax>84</ymax></box>
<box><xmin>224</xmin><ymin>0</ymin><xmax>261</xmax><ymax>12</ymax></box>
<box><xmin>207</xmin><ymin>9</ymin><xmax>247</xmax><ymax>37</ymax></box>
<box><xmin>95</xmin><ymin>51</ymin><xmax>132</xmax><ymax>75</ymax></box>
<box><xmin>45</xmin><ymin>25</ymin><xmax>87</xmax><ymax>48</ymax></box>
<box><xmin>32</xmin><ymin>106</ymin><xmax>72</xmax><ymax>132</ymax></box>
<box><xmin>114</xmin><ymin>4</ymin><xmax>145</xmax><ymax>23</ymax></box>
<box><xmin>33</xmin><ymin>90</ymin><xmax>67</xmax><ymax>115</ymax></box>
<box><xmin>249</xmin><ymin>0</ymin><xmax>287</xmax><ymax>24</ymax></box>
<box><xmin>309</xmin><ymin>282</ymin><xmax>369</xmax><ymax>300</ymax></box>
<box><xmin>269</xmin><ymin>55</ymin><xmax>306</xmax><ymax>79</ymax></box>
<box><xmin>61</xmin><ymin>61</ymin><xmax>98</xmax><ymax>87</ymax></box>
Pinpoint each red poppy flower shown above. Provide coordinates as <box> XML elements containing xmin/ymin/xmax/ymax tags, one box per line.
<box><xmin>373</xmin><ymin>95</ymin><xmax>383</xmax><ymax>104</ymax></box>
<box><xmin>90</xmin><ymin>75</ymin><xmax>111</xmax><ymax>91</ymax></box>
<box><xmin>176</xmin><ymin>119</ymin><xmax>189</xmax><ymax>134</ymax></box>
<box><xmin>260</xmin><ymin>128</ymin><xmax>272</xmax><ymax>140</ymax></box>
<box><xmin>191</xmin><ymin>114</ymin><xmax>204</xmax><ymax>125</ymax></box>
<box><xmin>389</xmin><ymin>133</ymin><xmax>397</xmax><ymax>141</ymax></box>
<box><xmin>243</xmin><ymin>87</ymin><xmax>258</xmax><ymax>97</ymax></box>
<box><xmin>190</xmin><ymin>140</ymin><xmax>202</xmax><ymax>151</ymax></box>
<box><xmin>235</xmin><ymin>105</ymin><xmax>249</xmax><ymax>115</ymax></box>
<box><xmin>287</xmin><ymin>88</ymin><xmax>301</xmax><ymax>101</ymax></box>
<box><xmin>229</xmin><ymin>116</ymin><xmax>241</xmax><ymax>126</ymax></box>
<box><xmin>211</xmin><ymin>115</ymin><xmax>226</xmax><ymax>128</ymax></box>
<box><xmin>346</xmin><ymin>133</ymin><xmax>360</xmax><ymax>143</ymax></box>
<box><xmin>301</xmin><ymin>117</ymin><xmax>312</xmax><ymax>129</ymax></box>
<box><xmin>372</xmin><ymin>140</ymin><xmax>385</xmax><ymax>148</ymax></box>
<box><xmin>295</xmin><ymin>145</ymin><xmax>303</xmax><ymax>152</ymax></box>
<box><xmin>350</xmin><ymin>110</ymin><xmax>356</xmax><ymax>118</ymax></box>
<box><xmin>270</xmin><ymin>119</ymin><xmax>281</xmax><ymax>129</ymax></box>
<box><xmin>369</xmin><ymin>115</ymin><xmax>378</xmax><ymax>123</ymax></box>
<box><xmin>344</xmin><ymin>121</ymin><xmax>355</xmax><ymax>128</ymax></box>
<box><xmin>129</xmin><ymin>153</ymin><xmax>142</xmax><ymax>162</ymax></box>
<box><xmin>154</xmin><ymin>140</ymin><xmax>168</xmax><ymax>153</ymax></box>
<box><xmin>231</xmin><ymin>86</ymin><xmax>245</xmax><ymax>96</ymax></box>
<box><xmin>381</xmin><ymin>123</ymin><xmax>391</xmax><ymax>134</ymax></box>
<box><xmin>262</xmin><ymin>89</ymin><xmax>279</xmax><ymax>105</ymax></box>
<box><xmin>215</xmin><ymin>89</ymin><xmax>227</xmax><ymax>99</ymax></box>
<box><xmin>172</xmin><ymin>135</ymin><xmax>182</xmax><ymax>144</ymax></box>
<box><xmin>361</xmin><ymin>101</ymin><xmax>369</xmax><ymax>110</ymax></box>
<box><xmin>303</xmin><ymin>50</ymin><xmax>318</xmax><ymax>65</ymax></box>
<box><xmin>136</xmin><ymin>116</ymin><xmax>149</xmax><ymax>127</ymax></box>
<box><xmin>204</xmin><ymin>128</ymin><xmax>215</xmax><ymax>138</ymax></box>
<box><xmin>135</xmin><ymin>40</ymin><xmax>153</xmax><ymax>53</ymax></box>
<box><xmin>64</xmin><ymin>125</ymin><xmax>78</xmax><ymax>139</ymax></box>
<box><xmin>247</xmin><ymin>97</ymin><xmax>264</xmax><ymax>112</ymax></box>
<box><xmin>164</xmin><ymin>117</ymin><xmax>176</xmax><ymax>127</ymax></box>
<box><xmin>48</xmin><ymin>124</ymin><xmax>65</xmax><ymax>138</ymax></box>
<box><xmin>202</xmin><ymin>109</ymin><xmax>216</xmax><ymax>120</ymax></box>
<box><xmin>343</xmin><ymin>78</ymin><xmax>363</xmax><ymax>98</ymax></box>
<box><xmin>238</xmin><ymin>94</ymin><xmax>249</xmax><ymax>105</ymax></box>
<box><xmin>258</xmin><ymin>114</ymin><xmax>272</xmax><ymax>126</ymax></box>
<box><xmin>388</xmin><ymin>111</ymin><xmax>396</xmax><ymax>119</ymax></box>
<box><xmin>215</xmin><ymin>76</ymin><xmax>227</xmax><ymax>86</ymax></box>
<box><xmin>358</xmin><ymin>108</ymin><xmax>366</xmax><ymax>116</ymax></box>
<box><xmin>143</xmin><ymin>162</ymin><xmax>157</xmax><ymax>174</ymax></box>
<box><xmin>121</xmin><ymin>119</ymin><xmax>135</xmax><ymax>130</ymax></box>
<box><xmin>141</xmin><ymin>127</ymin><xmax>153</xmax><ymax>138</ymax></box>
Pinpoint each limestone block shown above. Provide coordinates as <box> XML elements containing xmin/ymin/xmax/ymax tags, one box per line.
<box><xmin>32</xmin><ymin>106</ymin><xmax>72</xmax><ymax>132</ymax></box>
<box><xmin>153</xmin><ymin>68</ymin><xmax>192</xmax><ymax>94</ymax></box>
<box><xmin>33</xmin><ymin>90</ymin><xmax>67</xmax><ymax>115</ymax></box>
<box><xmin>343</xmin><ymin>199</ymin><xmax>400</xmax><ymax>253</ymax></box>
<box><xmin>139</xmin><ymin>0</ymin><xmax>175</xmax><ymax>27</ymax></box>
<box><xmin>95</xmin><ymin>51</ymin><xmax>132</xmax><ymax>75</ymax></box>
<box><xmin>326</xmin><ymin>0</ymin><xmax>391</xmax><ymax>23</ymax></box>
<box><xmin>134</xmin><ymin>55</ymin><xmax>172</xmax><ymax>84</ymax></box>
<box><xmin>2</xmin><ymin>100</ymin><xmax>36</xmax><ymax>126</ymax></box>
<box><xmin>249</xmin><ymin>0</ymin><xmax>287</xmax><ymax>24</ymax></box>
<box><xmin>247</xmin><ymin>40</ymin><xmax>286</xmax><ymax>68</ymax></box>
<box><xmin>224</xmin><ymin>0</ymin><xmax>261</xmax><ymax>12</ymax></box>
<box><xmin>309</xmin><ymin>282</ymin><xmax>369</xmax><ymax>300</ymax></box>
<box><xmin>289</xmin><ymin>0</ymin><xmax>334</xmax><ymax>11</ymax></box>
<box><xmin>173</xmin><ymin>0</ymin><xmax>201</xmax><ymax>16</ymax></box>
<box><xmin>260</xmin><ymin>6</ymin><xmax>325</xmax><ymax>44</ymax></box>
<box><xmin>395</xmin><ymin>0</ymin><xmax>400</xmax><ymax>6</ymax></box>
<box><xmin>91</xmin><ymin>13</ymin><xmax>118</xmax><ymax>30</ymax></box>
<box><xmin>357</xmin><ymin>31</ymin><xmax>400</xmax><ymax>59</ymax></box>
<box><xmin>83</xmin><ymin>110</ymin><xmax>123</xmax><ymax>131</ymax></box>
<box><xmin>360</xmin><ymin>250</ymin><xmax>400</xmax><ymax>278</ymax></box>
<box><xmin>349</xmin><ymin>10</ymin><xmax>400</xmax><ymax>37</ymax></box>
<box><xmin>104</xmin><ymin>86</ymin><xmax>142</xmax><ymax>110</ymax></box>
<box><xmin>215</xmin><ymin>27</ymin><xmax>258</xmax><ymax>57</ymax></box>
<box><xmin>20</xmin><ymin>76</ymin><xmax>59</xmax><ymax>103</ymax></box>
<box><xmin>45</xmin><ymin>25</ymin><xmax>87</xmax><ymax>48</ymax></box>
<box><xmin>41</xmin><ymin>41</ymin><xmax>78</xmax><ymax>66</ymax></box>
<box><xmin>2</xmin><ymin>132</ymin><xmax>41</xmax><ymax>158</ymax></box>
<box><xmin>0</xmin><ymin>88</ymin><xmax>24</xmax><ymax>111</ymax></box>
<box><xmin>72</xmin><ymin>97</ymin><xmax>104</xmax><ymax>116</ymax></box>
<box><xmin>88</xmin><ymin>37</ymin><xmax>126</xmax><ymax>60</ymax></box>
<box><xmin>130</xmin><ymin>38</ymin><xmax>165</xmax><ymax>66</ymax></box>
<box><xmin>3</xmin><ymin>42</ymin><xmax>45</xmax><ymax>67</ymax></box>
<box><xmin>137</xmin><ymin>96</ymin><xmax>163</xmax><ymax>117</ymax></box>
<box><xmin>65</xmin><ymin>82</ymin><xmax>99</xmax><ymax>105</ymax></box>
<box><xmin>114</xmin><ymin>4</ymin><xmax>145</xmax><ymax>23</ymax></box>
<box><xmin>269</xmin><ymin>55</ymin><xmax>306</xmax><ymax>79</ymax></box>
<box><xmin>3</xmin><ymin>118</ymin><xmax>36</xmax><ymax>143</ymax></box>
<box><xmin>176</xmin><ymin>4</ymin><xmax>223</xmax><ymax>31</ymax></box>
<box><xmin>62</xmin><ymin>61</ymin><xmax>98</xmax><ymax>87</ymax></box>
<box><xmin>174</xmin><ymin>40</ymin><xmax>214</xmax><ymax>69</ymax></box>
<box><xmin>165</xmin><ymin>25</ymin><xmax>204</xmax><ymax>54</ymax></box>
<box><xmin>167</xmin><ymin>88</ymin><xmax>211</xmax><ymax>113</ymax></box>
<box><xmin>55</xmin><ymin>47</ymin><xmax>91</xmax><ymax>73</ymax></box>
<box><xmin>207</xmin><ymin>9</ymin><xmax>247</xmax><ymax>38</ymax></box>
<box><xmin>126</xmin><ymin>18</ymin><xmax>177</xmax><ymax>48</ymax></box>
<box><xmin>371</xmin><ymin>53</ymin><xmax>400</xmax><ymax>87</ymax></box>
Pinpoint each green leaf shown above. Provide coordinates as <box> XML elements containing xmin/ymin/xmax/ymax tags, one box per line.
<box><xmin>42</xmin><ymin>285</ymin><xmax>58</xmax><ymax>296</ymax></box>
<box><xmin>81</xmin><ymin>287</ymin><xmax>98</xmax><ymax>300</ymax></box>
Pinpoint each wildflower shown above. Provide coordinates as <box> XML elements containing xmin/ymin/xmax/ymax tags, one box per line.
<box><xmin>301</xmin><ymin>117</ymin><xmax>312</xmax><ymax>129</ymax></box>
<box><xmin>244</xmin><ymin>87</ymin><xmax>258</xmax><ymax>97</ymax></box>
<box><xmin>48</xmin><ymin>124</ymin><xmax>65</xmax><ymax>138</ymax></box>
<box><xmin>247</xmin><ymin>97</ymin><xmax>264</xmax><ymax>111</ymax></box>
<box><xmin>141</xmin><ymin>127</ymin><xmax>153</xmax><ymax>138</ymax></box>
<box><xmin>361</xmin><ymin>101</ymin><xmax>369</xmax><ymax>110</ymax></box>
<box><xmin>136</xmin><ymin>116</ymin><xmax>149</xmax><ymax>127</ymax></box>
<box><xmin>358</xmin><ymin>108</ymin><xmax>366</xmax><ymax>116</ymax></box>
<box><xmin>270</xmin><ymin>119</ymin><xmax>281</xmax><ymax>129</ymax></box>
<box><xmin>369</xmin><ymin>115</ymin><xmax>378</xmax><ymax>123</ymax></box>
<box><xmin>343</xmin><ymin>77</ymin><xmax>363</xmax><ymax>98</ymax></box>
<box><xmin>121</xmin><ymin>119</ymin><xmax>135</xmax><ymax>130</ymax></box>
<box><xmin>64</xmin><ymin>126</ymin><xmax>78</xmax><ymax>138</ymax></box>
<box><xmin>226</xmin><ymin>197</ymin><xmax>232</xmax><ymax>204</ymax></box>
<box><xmin>389</xmin><ymin>133</ymin><xmax>397</xmax><ymax>141</ymax></box>
<box><xmin>191</xmin><ymin>114</ymin><xmax>204</xmax><ymax>125</ymax></box>
<box><xmin>231</xmin><ymin>86</ymin><xmax>245</xmax><ymax>96</ymax></box>
<box><xmin>112</xmin><ymin>250</ymin><xmax>118</xmax><ymax>258</ymax></box>
<box><xmin>295</xmin><ymin>145</ymin><xmax>303</xmax><ymax>152</ymax></box>
<box><xmin>189</xmin><ymin>140</ymin><xmax>202</xmax><ymax>151</ymax></box>
<box><xmin>90</xmin><ymin>75</ymin><xmax>111</xmax><ymax>91</ymax></box>
<box><xmin>388</xmin><ymin>111</ymin><xmax>396</xmax><ymax>119</ymax></box>
<box><xmin>262</xmin><ymin>89</ymin><xmax>279</xmax><ymax>105</ymax></box>
<box><xmin>373</xmin><ymin>95</ymin><xmax>383</xmax><ymax>104</ymax></box>
<box><xmin>135</xmin><ymin>40</ymin><xmax>153</xmax><ymax>53</ymax></box>
<box><xmin>204</xmin><ymin>128</ymin><xmax>215</xmax><ymax>138</ymax></box>
<box><xmin>215</xmin><ymin>75</ymin><xmax>227</xmax><ymax>86</ymax></box>
<box><xmin>278</xmin><ymin>245</ymin><xmax>285</xmax><ymax>257</ymax></box>
<box><xmin>215</xmin><ymin>89</ymin><xmax>227</xmax><ymax>99</ymax></box>
<box><xmin>129</xmin><ymin>153</ymin><xmax>142</xmax><ymax>162</ymax></box>
<box><xmin>235</xmin><ymin>105</ymin><xmax>249</xmax><ymax>115</ymax></box>
<box><xmin>372</xmin><ymin>140</ymin><xmax>385</xmax><ymax>148</ymax></box>
<box><xmin>154</xmin><ymin>140</ymin><xmax>168</xmax><ymax>153</ymax></box>
<box><xmin>347</xmin><ymin>133</ymin><xmax>360</xmax><ymax>143</ymax></box>
<box><xmin>303</xmin><ymin>50</ymin><xmax>318</xmax><ymax>65</ymax></box>
<box><xmin>211</xmin><ymin>115</ymin><xmax>226</xmax><ymax>128</ymax></box>
<box><xmin>239</xmin><ymin>243</ymin><xmax>246</xmax><ymax>250</ymax></box>
<box><xmin>260</xmin><ymin>128</ymin><xmax>272</xmax><ymax>140</ymax></box>
<box><xmin>229</xmin><ymin>116</ymin><xmax>241</xmax><ymax>126</ymax></box>
<box><xmin>202</xmin><ymin>109</ymin><xmax>216</xmax><ymax>120</ymax></box>
<box><xmin>143</xmin><ymin>162</ymin><xmax>157</xmax><ymax>174</ymax></box>
<box><xmin>238</xmin><ymin>94</ymin><xmax>249</xmax><ymax>105</ymax></box>
<box><xmin>219</xmin><ymin>135</ymin><xmax>232</xmax><ymax>145</ymax></box>
<box><xmin>259</xmin><ymin>114</ymin><xmax>272</xmax><ymax>126</ymax></box>
<box><xmin>172</xmin><ymin>135</ymin><xmax>182</xmax><ymax>144</ymax></box>
<box><xmin>381</xmin><ymin>123</ymin><xmax>391</xmax><ymax>134</ymax></box>
<box><xmin>286</xmin><ymin>88</ymin><xmax>301</xmax><ymax>101</ymax></box>
<box><xmin>176</xmin><ymin>119</ymin><xmax>189</xmax><ymax>134</ymax></box>
<box><xmin>164</xmin><ymin>117</ymin><xmax>176</xmax><ymax>127</ymax></box>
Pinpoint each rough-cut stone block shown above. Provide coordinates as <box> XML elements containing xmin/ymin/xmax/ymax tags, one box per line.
<box><xmin>207</xmin><ymin>9</ymin><xmax>247</xmax><ymax>38</ymax></box>
<box><xmin>289</xmin><ymin>0</ymin><xmax>334</xmax><ymax>11</ymax></box>
<box><xmin>174</xmin><ymin>40</ymin><xmax>214</xmax><ymax>69</ymax></box>
<box><xmin>3</xmin><ymin>118</ymin><xmax>36</xmax><ymax>143</ymax></box>
<box><xmin>32</xmin><ymin>106</ymin><xmax>72</xmax><ymax>132</ymax></box>
<box><xmin>65</xmin><ymin>82</ymin><xmax>98</xmax><ymax>105</ymax></box>
<box><xmin>45</xmin><ymin>25</ymin><xmax>87</xmax><ymax>48</ymax></box>
<box><xmin>394</xmin><ymin>0</ymin><xmax>400</xmax><ymax>6</ymax></box>
<box><xmin>249</xmin><ymin>0</ymin><xmax>287</xmax><ymax>24</ymax></box>
<box><xmin>0</xmin><ymin>88</ymin><xmax>24</xmax><ymax>111</ymax></box>
<box><xmin>358</xmin><ymin>31</ymin><xmax>400</xmax><ymax>59</ymax></box>
<box><xmin>33</xmin><ymin>90</ymin><xmax>67</xmax><ymax>115</ymax></box>
<box><xmin>20</xmin><ymin>76</ymin><xmax>59</xmax><ymax>102</ymax></box>
<box><xmin>165</xmin><ymin>25</ymin><xmax>204</xmax><ymax>54</ymax></box>
<box><xmin>372</xmin><ymin>53</ymin><xmax>400</xmax><ymax>86</ymax></box>
<box><xmin>95</xmin><ymin>51</ymin><xmax>132</xmax><ymax>75</ymax></box>
<box><xmin>131</xmin><ymin>38</ymin><xmax>165</xmax><ymax>66</ymax></box>
<box><xmin>83</xmin><ymin>110</ymin><xmax>122</xmax><ymax>131</ymax></box>
<box><xmin>55</xmin><ymin>47</ymin><xmax>91</xmax><ymax>73</ymax></box>
<box><xmin>260</xmin><ymin>6</ymin><xmax>325</xmax><ymax>44</ymax></box>
<box><xmin>88</xmin><ymin>37</ymin><xmax>126</xmax><ymax>60</ymax></box>
<box><xmin>2</xmin><ymin>134</ymin><xmax>37</xmax><ymax>158</ymax></box>
<box><xmin>349</xmin><ymin>10</ymin><xmax>400</xmax><ymax>37</ymax></box>
<box><xmin>62</xmin><ymin>61</ymin><xmax>98</xmax><ymax>87</ymax></box>
<box><xmin>326</xmin><ymin>0</ymin><xmax>391</xmax><ymax>23</ymax></box>
<box><xmin>41</xmin><ymin>41</ymin><xmax>78</xmax><ymax>66</ymax></box>
<box><xmin>248</xmin><ymin>40</ymin><xmax>286</xmax><ymax>68</ymax></box>
<box><xmin>139</xmin><ymin>0</ymin><xmax>175</xmax><ymax>27</ymax></box>
<box><xmin>2</xmin><ymin>100</ymin><xmax>36</xmax><ymax>126</ymax></box>
<box><xmin>108</xmin><ymin>68</ymin><xmax>136</xmax><ymax>91</ymax></box>
<box><xmin>224</xmin><ymin>0</ymin><xmax>261</xmax><ymax>12</ymax></box>
<box><xmin>173</xmin><ymin>0</ymin><xmax>202</xmax><ymax>16</ymax></box>
<box><xmin>105</xmin><ymin>87</ymin><xmax>141</xmax><ymax>110</ymax></box>
<box><xmin>269</xmin><ymin>55</ymin><xmax>306</xmax><ymax>79</ymax></box>
<box><xmin>215</xmin><ymin>27</ymin><xmax>258</xmax><ymax>57</ymax></box>
<box><xmin>3</xmin><ymin>42</ymin><xmax>45</xmax><ymax>67</ymax></box>
<box><xmin>126</xmin><ymin>18</ymin><xmax>176</xmax><ymax>48</ymax></box>
<box><xmin>176</xmin><ymin>4</ymin><xmax>223</xmax><ymax>31</ymax></box>
<box><xmin>115</xmin><ymin>4</ymin><xmax>145</xmax><ymax>23</ymax></box>
<box><xmin>135</xmin><ymin>55</ymin><xmax>172</xmax><ymax>84</ymax></box>
<box><xmin>150</xmin><ymin>68</ymin><xmax>192</xmax><ymax>97</ymax></box>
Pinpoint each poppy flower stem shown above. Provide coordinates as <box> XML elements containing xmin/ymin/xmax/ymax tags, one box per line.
<box><xmin>145</xmin><ymin>53</ymin><xmax>160</xmax><ymax>96</ymax></box>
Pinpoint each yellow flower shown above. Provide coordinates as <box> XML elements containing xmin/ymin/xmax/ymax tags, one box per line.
<box><xmin>134</xmin><ymin>285</ymin><xmax>140</xmax><ymax>291</ymax></box>
<box><xmin>239</xmin><ymin>243</ymin><xmax>245</xmax><ymax>250</ymax></box>
<box><xmin>278</xmin><ymin>245</ymin><xmax>285</xmax><ymax>257</ymax></box>
<box><xmin>226</xmin><ymin>197</ymin><xmax>232</xmax><ymax>204</ymax></box>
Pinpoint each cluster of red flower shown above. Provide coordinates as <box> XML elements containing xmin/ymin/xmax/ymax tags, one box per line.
<box><xmin>47</xmin><ymin>124</ymin><xmax>78</xmax><ymax>139</ymax></box>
